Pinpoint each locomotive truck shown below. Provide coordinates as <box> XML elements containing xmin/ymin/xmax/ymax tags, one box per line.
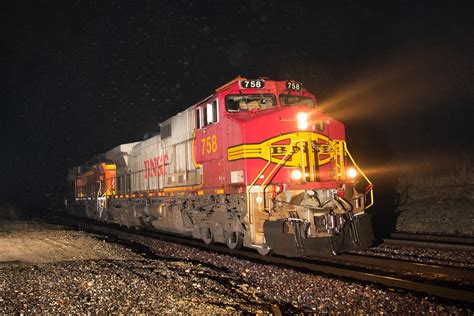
<box><xmin>67</xmin><ymin>77</ymin><xmax>374</xmax><ymax>256</ymax></box>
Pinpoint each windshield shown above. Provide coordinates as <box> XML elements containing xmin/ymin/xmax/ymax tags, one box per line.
<box><xmin>279</xmin><ymin>94</ymin><xmax>315</xmax><ymax>107</ymax></box>
<box><xmin>225</xmin><ymin>94</ymin><xmax>276</xmax><ymax>112</ymax></box>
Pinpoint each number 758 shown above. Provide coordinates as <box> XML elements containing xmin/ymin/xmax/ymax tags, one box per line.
<box><xmin>201</xmin><ymin>135</ymin><xmax>217</xmax><ymax>155</ymax></box>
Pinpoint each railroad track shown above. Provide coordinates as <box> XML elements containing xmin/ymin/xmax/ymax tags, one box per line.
<box><xmin>385</xmin><ymin>232</ymin><xmax>474</xmax><ymax>252</ymax></box>
<box><xmin>53</xmin><ymin>216</ymin><xmax>474</xmax><ymax>304</ymax></box>
<box><xmin>316</xmin><ymin>253</ymin><xmax>474</xmax><ymax>282</ymax></box>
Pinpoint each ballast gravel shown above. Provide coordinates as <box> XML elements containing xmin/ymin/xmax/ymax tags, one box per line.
<box><xmin>0</xmin><ymin>220</ymin><xmax>472</xmax><ymax>314</ymax></box>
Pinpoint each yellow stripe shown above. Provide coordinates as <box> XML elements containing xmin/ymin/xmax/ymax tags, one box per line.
<box><xmin>192</xmin><ymin>129</ymin><xmax>201</xmax><ymax>169</ymax></box>
<box><xmin>228</xmin><ymin>132</ymin><xmax>335</xmax><ymax>167</ymax></box>
<box><xmin>162</xmin><ymin>185</ymin><xmax>201</xmax><ymax>192</ymax></box>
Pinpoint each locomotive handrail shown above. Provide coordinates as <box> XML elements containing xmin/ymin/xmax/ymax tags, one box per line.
<box><xmin>260</xmin><ymin>141</ymin><xmax>299</xmax><ymax>212</ymax></box>
<box><xmin>246</xmin><ymin>146</ymin><xmax>272</xmax><ymax>226</ymax></box>
<box><xmin>336</xmin><ymin>141</ymin><xmax>346</xmax><ymax>181</ymax></box>
<box><xmin>260</xmin><ymin>141</ymin><xmax>297</xmax><ymax>188</ymax></box>
<box><xmin>247</xmin><ymin>141</ymin><xmax>297</xmax><ymax>225</ymax></box>
<box><xmin>246</xmin><ymin>138</ymin><xmax>374</xmax><ymax>230</ymax></box>
<box><xmin>342</xmin><ymin>141</ymin><xmax>374</xmax><ymax>209</ymax></box>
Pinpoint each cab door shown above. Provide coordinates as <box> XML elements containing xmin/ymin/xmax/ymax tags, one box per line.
<box><xmin>193</xmin><ymin>96</ymin><xmax>225</xmax><ymax>193</ymax></box>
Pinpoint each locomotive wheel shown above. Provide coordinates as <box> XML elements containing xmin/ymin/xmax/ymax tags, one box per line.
<box><xmin>225</xmin><ymin>231</ymin><xmax>243</xmax><ymax>250</ymax></box>
<box><xmin>201</xmin><ymin>228</ymin><xmax>214</xmax><ymax>245</ymax></box>
<box><xmin>257</xmin><ymin>244</ymin><xmax>273</xmax><ymax>256</ymax></box>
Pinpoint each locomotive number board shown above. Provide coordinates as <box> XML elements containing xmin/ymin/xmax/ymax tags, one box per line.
<box><xmin>240</xmin><ymin>79</ymin><xmax>265</xmax><ymax>89</ymax></box>
<box><xmin>286</xmin><ymin>81</ymin><xmax>303</xmax><ymax>91</ymax></box>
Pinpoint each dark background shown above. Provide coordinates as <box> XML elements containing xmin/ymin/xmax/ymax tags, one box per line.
<box><xmin>1</xmin><ymin>1</ymin><xmax>473</xmax><ymax>215</ymax></box>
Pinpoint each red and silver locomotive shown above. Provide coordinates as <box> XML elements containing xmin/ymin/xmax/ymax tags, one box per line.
<box><xmin>68</xmin><ymin>77</ymin><xmax>374</xmax><ymax>256</ymax></box>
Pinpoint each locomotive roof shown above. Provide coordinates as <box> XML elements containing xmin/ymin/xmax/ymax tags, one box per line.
<box><xmin>105</xmin><ymin>142</ymin><xmax>139</xmax><ymax>160</ymax></box>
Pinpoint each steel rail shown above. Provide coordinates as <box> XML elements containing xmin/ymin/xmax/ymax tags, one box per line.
<box><xmin>391</xmin><ymin>232</ymin><xmax>474</xmax><ymax>245</ymax></box>
<box><xmin>317</xmin><ymin>253</ymin><xmax>474</xmax><ymax>282</ymax></box>
<box><xmin>386</xmin><ymin>232</ymin><xmax>474</xmax><ymax>252</ymax></box>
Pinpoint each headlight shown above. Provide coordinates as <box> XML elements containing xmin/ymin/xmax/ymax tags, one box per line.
<box><xmin>346</xmin><ymin>167</ymin><xmax>358</xmax><ymax>179</ymax></box>
<box><xmin>297</xmin><ymin>112</ymin><xmax>308</xmax><ymax>130</ymax></box>
<box><xmin>291</xmin><ymin>169</ymin><xmax>303</xmax><ymax>180</ymax></box>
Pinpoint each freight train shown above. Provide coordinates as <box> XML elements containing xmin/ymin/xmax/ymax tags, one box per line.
<box><xmin>67</xmin><ymin>77</ymin><xmax>374</xmax><ymax>256</ymax></box>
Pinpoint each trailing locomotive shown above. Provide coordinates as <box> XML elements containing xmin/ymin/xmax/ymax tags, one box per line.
<box><xmin>67</xmin><ymin>77</ymin><xmax>374</xmax><ymax>256</ymax></box>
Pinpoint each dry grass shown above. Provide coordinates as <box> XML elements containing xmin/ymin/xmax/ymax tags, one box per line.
<box><xmin>399</xmin><ymin>154</ymin><xmax>474</xmax><ymax>188</ymax></box>
<box><xmin>0</xmin><ymin>203</ymin><xmax>21</xmax><ymax>220</ymax></box>
<box><xmin>394</xmin><ymin>153</ymin><xmax>474</xmax><ymax>236</ymax></box>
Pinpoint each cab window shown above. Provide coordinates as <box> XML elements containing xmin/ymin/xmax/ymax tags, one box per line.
<box><xmin>225</xmin><ymin>94</ymin><xmax>276</xmax><ymax>112</ymax></box>
<box><xmin>203</xmin><ymin>99</ymin><xmax>219</xmax><ymax>126</ymax></box>
<box><xmin>279</xmin><ymin>94</ymin><xmax>315</xmax><ymax>107</ymax></box>
<box><xmin>195</xmin><ymin>107</ymin><xmax>202</xmax><ymax>129</ymax></box>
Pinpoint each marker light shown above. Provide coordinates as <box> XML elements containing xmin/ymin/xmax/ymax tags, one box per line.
<box><xmin>291</xmin><ymin>169</ymin><xmax>303</xmax><ymax>181</ymax></box>
<box><xmin>346</xmin><ymin>167</ymin><xmax>358</xmax><ymax>179</ymax></box>
<box><xmin>297</xmin><ymin>112</ymin><xmax>308</xmax><ymax>130</ymax></box>
<box><xmin>274</xmin><ymin>184</ymin><xmax>284</xmax><ymax>193</ymax></box>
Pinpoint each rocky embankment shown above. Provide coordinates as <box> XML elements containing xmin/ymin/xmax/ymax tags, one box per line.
<box><xmin>396</xmin><ymin>184</ymin><xmax>474</xmax><ymax>235</ymax></box>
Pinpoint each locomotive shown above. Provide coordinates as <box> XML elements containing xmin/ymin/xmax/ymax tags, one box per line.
<box><xmin>67</xmin><ymin>77</ymin><xmax>374</xmax><ymax>256</ymax></box>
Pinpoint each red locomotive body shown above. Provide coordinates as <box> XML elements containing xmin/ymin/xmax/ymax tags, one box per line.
<box><xmin>68</xmin><ymin>77</ymin><xmax>374</xmax><ymax>256</ymax></box>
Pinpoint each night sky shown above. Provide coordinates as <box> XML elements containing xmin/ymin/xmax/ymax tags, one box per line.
<box><xmin>2</xmin><ymin>1</ymin><xmax>473</xmax><ymax>209</ymax></box>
